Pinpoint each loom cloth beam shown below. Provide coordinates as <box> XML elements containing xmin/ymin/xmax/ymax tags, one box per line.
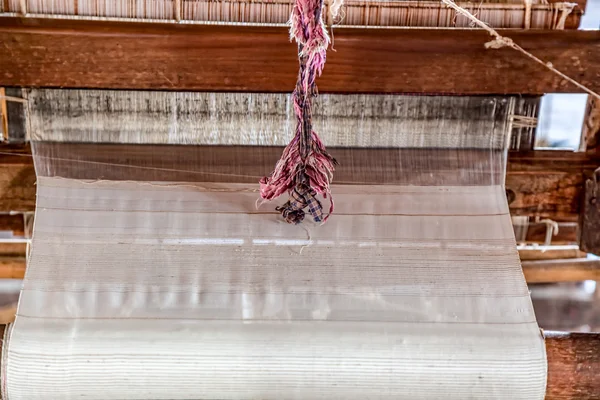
<box><xmin>0</xmin><ymin>326</ymin><xmax>596</xmax><ymax>399</ymax></box>
<box><xmin>2</xmin><ymin>143</ymin><xmax>598</xmax><ymax>219</ymax></box>
<box><xmin>0</xmin><ymin>18</ymin><xmax>600</xmax><ymax>95</ymax></box>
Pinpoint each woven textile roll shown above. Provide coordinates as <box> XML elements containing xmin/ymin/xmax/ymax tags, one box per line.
<box><xmin>2</xmin><ymin>94</ymin><xmax>546</xmax><ymax>399</ymax></box>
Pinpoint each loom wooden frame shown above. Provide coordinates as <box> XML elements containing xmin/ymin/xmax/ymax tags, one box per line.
<box><xmin>0</xmin><ymin>17</ymin><xmax>599</xmax><ymax>95</ymax></box>
<box><xmin>1</xmin><ymin>143</ymin><xmax>598</xmax><ymax>218</ymax></box>
<box><xmin>1</xmin><ymin>10</ymin><xmax>600</xmax><ymax>398</ymax></box>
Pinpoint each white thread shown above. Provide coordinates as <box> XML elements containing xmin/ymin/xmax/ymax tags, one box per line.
<box><xmin>511</xmin><ymin>115</ymin><xmax>538</xmax><ymax>129</ymax></box>
<box><xmin>539</xmin><ymin>218</ymin><xmax>559</xmax><ymax>248</ymax></box>
<box><xmin>523</xmin><ymin>0</ymin><xmax>532</xmax><ymax>29</ymax></box>
<box><xmin>511</xmin><ymin>216</ymin><xmax>529</xmax><ymax>243</ymax></box>
<box><xmin>174</xmin><ymin>0</ymin><xmax>182</xmax><ymax>22</ymax></box>
<box><xmin>440</xmin><ymin>0</ymin><xmax>600</xmax><ymax>101</ymax></box>
<box><xmin>552</xmin><ymin>2</ymin><xmax>576</xmax><ymax>30</ymax></box>
<box><xmin>19</xmin><ymin>0</ymin><xmax>27</xmax><ymax>15</ymax></box>
<box><xmin>327</xmin><ymin>0</ymin><xmax>344</xmax><ymax>22</ymax></box>
<box><xmin>0</xmin><ymin>96</ymin><xmax>27</xmax><ymax>104</ymax></box>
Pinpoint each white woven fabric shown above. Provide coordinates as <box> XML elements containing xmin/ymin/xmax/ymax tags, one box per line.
<box><xmin>3</xmin><ymin>178</ymin><xmax>547</xmax><ymax>399</ymax></box>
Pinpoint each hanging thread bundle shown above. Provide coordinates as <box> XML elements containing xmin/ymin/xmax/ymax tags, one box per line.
<box><xmin>259</xmin><ymin>0</ymin><xmax>337</xmax><ymax>224</ymax></box>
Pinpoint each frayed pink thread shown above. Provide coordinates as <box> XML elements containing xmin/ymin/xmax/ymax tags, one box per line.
<box><xmin>260</xmin><ymin>0</ymin><xmax>336</xmax><ymax>224</ymax></box>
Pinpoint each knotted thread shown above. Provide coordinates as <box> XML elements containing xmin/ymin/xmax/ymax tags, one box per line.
<box><xmin>260</xmin><ymin>0</ymin><xmax>337</xmax><ymax>224</ymax></box>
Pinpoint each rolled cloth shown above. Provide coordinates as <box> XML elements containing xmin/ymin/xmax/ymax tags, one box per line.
<box><xmin>1</xmin><ymin>94</ymin><xmax>546</xmax><ymax>398</ymax></box>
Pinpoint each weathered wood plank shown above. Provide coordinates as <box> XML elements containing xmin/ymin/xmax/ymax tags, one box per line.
<box><xmin>522</xmin><ymin>258</ymin><xmax>600</xmax><ymax>283</ymax></box>
<box><xmin>581</xmin><ymin>97</ymin><xmax>600</xmax><ymax>152</ymax></box>
<box><xmin>0</xmin><ymin>18</ymin><xmax>599</xmax><ymax>94</ymax></box>
<box><xmin>519</xmin><ymin>248</ymin><xmax>587</xmax><ymax>261</ymax></box>
<box><xmin>506</xmin><ymin>150</ymin><xmax>600</xmax><ymax>218</ymax></box>
<box><xmin>0</xmin><ymin>214</ymin><xmax>25</xmax><ymax>236</ymax></box>
<box><xmin>0</xmin><ymin>242</ymin><xmax>27</xmax><ymax>257</ymax></box>
<box><xmin>1</xmin><ymin>143</ymin><xmax>599</xmax><ymax>218</ymax></box>
<box><xmin>0</xmin><ymin>143</ymin><xmax>36</xmax><ymax>212</ymax></box>
<box><xmin>3</xmin><ymin>88</ymin><xmax>27</xmax><ymax>142</ymax></box>
<box><xmin>578</xmin><ymin>168</ymin><xmax>600</xmax><ymax>255</ymax></box>
<box><xmin>545</xmin><ymin>331</ymin><xmax>600</xmax><ymax>400</ymax></box>
<box><xmin>521</xmin><ymin>221</ymin><xmax>578</xmax><ymax>244</ymax></box>
<box><xmin>0</xmin><ymin>256</ymin><xmax>26</xmax><ymax>279</ymax></box>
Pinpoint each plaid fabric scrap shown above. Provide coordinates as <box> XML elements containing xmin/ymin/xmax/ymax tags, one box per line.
<box><xmin>276</xmin><ymin>183</ymin><xmax>324</xmax><ymax>224</ymax></box>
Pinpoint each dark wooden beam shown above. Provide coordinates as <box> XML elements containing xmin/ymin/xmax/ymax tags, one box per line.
<box><xmin>1</xmin><ymin>88</ymin><xmax>27</xmax><ymax>143</ymax></box>
<box><xmin>0</xmin><ymin>257</ymin><xmax>26</xmax><ymax>279</ymax></box>
<box><xmin>545</xmin><ymin>331</ymin><xmax>600</xmax><ymax>400</ymax></box>
<box><xmin>582</xmin><ymin>96</ymin><xmax>600</xmax><ymax>153</ymax></box>
<box><xmin>522</xmin><ymin>258</ymin><xmax>600</xmax><ymax>283</ymax></box>
<box><xmin>506</xmin><ymin>150</ymin><xmax>600</xmax><ymax>218</ymax></box>
<box><xmin>578</xmin><ymin>168</ymin><xmax>600</xmax><ymax>255</ymax></box>
<box><xmin>0</xmin><ymin>17</ymin><xmax>599</xmax><ymax>94</ymax></box>
<box><xmin>0</xmin><ymin>143</ymin><xmax>598</xmax><ymax>219</ymax></box>
<box><xmin>0</xmin><ymin>214</ymin><xmax>25</xmax><ymax>237</ymax></box>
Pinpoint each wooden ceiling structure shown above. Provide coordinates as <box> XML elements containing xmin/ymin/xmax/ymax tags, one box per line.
<box><xmin>0</xmin><ymin>0</ymin><xmax>600</xmax><ymax>398</ymax></box>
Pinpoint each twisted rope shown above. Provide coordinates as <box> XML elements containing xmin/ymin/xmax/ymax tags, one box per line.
<box><xmin>260</xmin><ymin>0</ymin><xmax>337</xmax><ymax>224</ymax></box>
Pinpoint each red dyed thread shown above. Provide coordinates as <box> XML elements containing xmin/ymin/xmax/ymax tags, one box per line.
<box><xmin>259</xmin><ymin>0</ymin><xmax>337</xmax><ymax>224</ymax></box>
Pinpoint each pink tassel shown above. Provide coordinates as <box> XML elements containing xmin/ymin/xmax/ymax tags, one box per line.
<box><xmin>260</xmin><ymin>0</ymin><xmax>337</xmax><ymax>224</ymax></box>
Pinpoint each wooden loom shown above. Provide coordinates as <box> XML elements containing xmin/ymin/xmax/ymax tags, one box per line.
<box><xmin>0</xmin><ymin>0</ymin><xmax>600</xmax><ymax>398</ymax></box>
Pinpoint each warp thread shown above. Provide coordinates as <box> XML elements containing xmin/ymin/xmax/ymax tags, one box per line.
<box><xmin>523</xmin><ymin>0</ymin><xmax>532</xmax><ymax>29</ymax></box>
<box><xmin>0</xmin><ymin>96</ymin><xmax>27</xmax><ymax>104</ymax></box>
<box><xmin>260</xmin><ymin>0</ymin><xmax>337</xmax><ymax>224</ymax></box>
<box><xmin>174</xmin><ymin>0</ymin><xmax>182</xmax><ymax>22</ymax></box>
<box><xmin>552</xmin><ymin>2</ymin><xmax>577</xmax><ymax>30</ymax></box>
<box><xmin>511</xmin><ymin>115</ymin><xmax>538</xmax><ymax>129</ymax></box>
<box><xmin>19</xmin><ymin>0</ymin><xmax>27</xmax><ymax>15</ymax></box>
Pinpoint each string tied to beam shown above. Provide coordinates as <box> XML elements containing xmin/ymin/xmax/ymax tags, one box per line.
<box><xmin>552</xmin><ymin>2</ymin><xmax>577</xmax><ymax>30</ymax></box>
<box><xmin>260</xmin><ymin>0</ymin><xmax>337</xmax><ymax>224</ymax></box>
<box><xmin>440</xmin><ymin>0</ymin><xmax>600</xmax><ymax>101</ymax></box>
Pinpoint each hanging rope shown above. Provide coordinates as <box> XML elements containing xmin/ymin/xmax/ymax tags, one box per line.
<box><xmin>441</xmin><ymin>0</ymin><xmax>600</xmax><ymax>101</ymax></box>
<box><xmin>260</xmin><ymin>0</ymin><xmax>337</xmax><ymax>224</ymax></box>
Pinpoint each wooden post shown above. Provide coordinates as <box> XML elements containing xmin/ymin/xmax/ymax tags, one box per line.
<box><xmin>578</xmin><ymin>96</ymin><xmax>600</xmax><ymax>255</ymax></box>
<box><xmin>581</xmin><ymin>96</ymin><xmax>600</xmax><ymax>153</ymax></box>
<box><xmin>578</xmin><ymin>167</ymin><xmax>600</xmax><ymax>255</ymax></box>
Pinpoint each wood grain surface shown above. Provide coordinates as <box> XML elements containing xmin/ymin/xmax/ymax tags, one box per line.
<box><xmin>1</xmin><ymin>143</ymin><xmax>598</xmax><ymax>218</ymax></box>
<box><xmin>0</xmin><ymin>17</ymin><xmax>599</xmax><ymax>94</ymax></box>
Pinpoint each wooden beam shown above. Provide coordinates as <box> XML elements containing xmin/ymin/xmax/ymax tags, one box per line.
<box><xmin>521</xmin><ymin>221</ymin><xmax>578</xmax><ymax>244</ymax></box>
<box><xmin>522</xmin><ymin>258</ymin><xmax>600</xmax><ymax>283</ymax></box>
<box><xmin>545</xmin><ymin>331</ymin><xmax>600</xmax><ymax>400</ymax></box>
<box><xmin>0</xmin><ymin>257</ymin><xmax>26</xmax><ymax>279</ymax></box>
<box><xmin>578</xmin><ymin>168</ymin><xmax>600</xmax><ymax>255</ymax></box>
<box><xmin>0</xmin><ymin>214</ymin><xmax>25</xmax><ymax>236</ymax></box>
<box><xmin>1</xmin><ymin>143</ymin><xmax>599</xmax><ymax>218</ymax></box>
<box><xmin>519</xmin><ymin>248</ymin><xmax>587</xmax><ymax>261</ymax></box>
<box><xmin>581</xmin><ymin>96</ymin><xmax>600</xmax><ymax>152</ymax></box>
<box><xmin>1</xmin><ymin>88</ymin><xmax>27</xmax><ymax>143</ymax></box>
<box><xmin>506</xmin><ymin>150</ymin><xmax>600</xmax><ymax>218</ymax></box>
<box><xmin>0</xmin><ymin>18</ymin><xmax>599</xmax><ymax>94</ymax></box>
<box><xmin>0</xmin><ymin>143</ymin><xmax>35</xmax><ymax>212</ymax></box>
